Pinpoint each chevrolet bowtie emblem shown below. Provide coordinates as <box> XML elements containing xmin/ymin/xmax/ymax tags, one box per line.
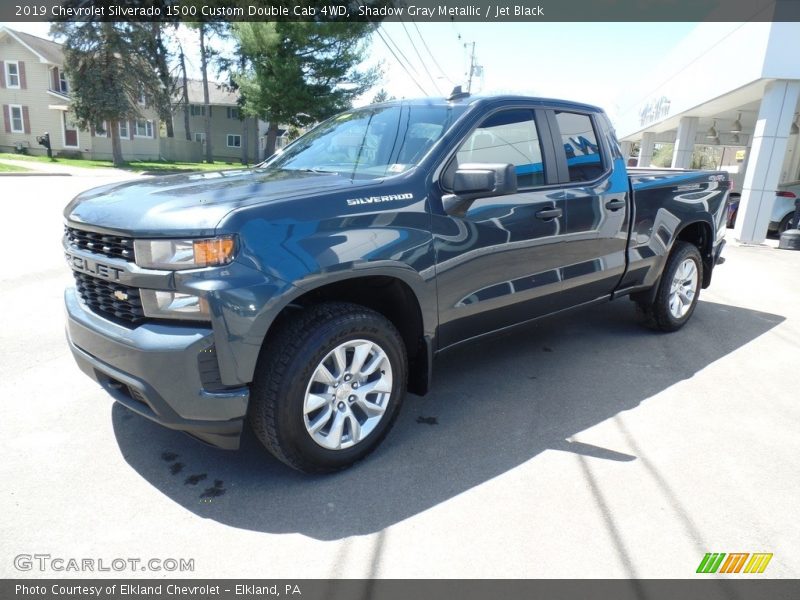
<box><xmin>113</xmin><ymin>290</ymin><xmax>129</xmax><ymax>301</ymax></box>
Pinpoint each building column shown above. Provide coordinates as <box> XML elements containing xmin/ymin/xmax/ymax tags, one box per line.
<box><xmin>671</xmin><ymin>116</ymin><xmax>698</xmax><ymax>169</ymax></box>
<box><xmin>637</xmin><ymin>132</ymin><xmax>655</xmax><ymax>167</ymax></box>
<box><xmin>620</xmin><ymin>141</ymin><xmax>632</xmax><ymax>162</ymax></box>
<box><xmin>734</xmin><ymin>80</ymin><xmax>800</xmax><ymax>243</ymax></box>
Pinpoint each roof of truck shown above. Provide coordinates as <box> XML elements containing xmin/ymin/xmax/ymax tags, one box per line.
<box><xmin>369</xmin><ymin>94</ymin><xmax>605</xmax><ymax>114</ymax></box>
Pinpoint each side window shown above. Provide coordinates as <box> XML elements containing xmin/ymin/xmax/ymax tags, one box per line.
<box><xmin>455</xmin><ymin>109</ymin><xmax>545</xmax><ymax>188</ymax></box>
<box><xmin>554</xmin><ymin>111</ymin><xmax>604</xmax><ymax>182</ymax></box>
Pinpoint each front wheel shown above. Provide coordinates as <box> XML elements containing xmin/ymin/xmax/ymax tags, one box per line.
<box><xmin>637</xmin><ymin>241</ymin><xmax>703</xmax><ymax>332</ymax></box>
<box><xmin>249</xmin><ymin>302</ymin><xmax>407</xmax><ymax>474</ymax></box>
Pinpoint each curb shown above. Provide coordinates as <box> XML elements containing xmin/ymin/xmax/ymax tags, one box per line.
<box><xmin>0</xmin><ymin>172</ymin><xmax>72</xmax><ymax>177</ymax></box>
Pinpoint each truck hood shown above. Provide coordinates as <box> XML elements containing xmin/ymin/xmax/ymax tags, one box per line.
<box><xmin>64</xmin><ymin>168</ymin><xmax>370</xmax><ymax>237</ymax></box>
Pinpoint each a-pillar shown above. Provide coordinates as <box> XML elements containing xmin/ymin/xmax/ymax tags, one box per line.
<box><xmin>637</xmin><ymin>132</ymin><xmax>655</xmax><ymax>167</ymax></box>
<box><xmin>734</xmin><ymin>80</ymin><xmax>800</xmax><ymax>243</ymax></box>
<box><xmin>671</xmin><ymin>117</ymin><xmax>698</xmax><ymax>169</ymax></box>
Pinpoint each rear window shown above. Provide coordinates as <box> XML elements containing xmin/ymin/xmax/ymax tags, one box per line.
<box><xmin>554</xmin><ymin>111</ymin><xmax>604</xmax><ymax>182</ymax></box>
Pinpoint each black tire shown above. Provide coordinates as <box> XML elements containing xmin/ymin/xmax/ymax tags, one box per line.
<box><xmin>249</xmin><ymin>302</ymin><xmax>407</xmax><ymax>474</ymax></box>
<box><xmin>636</xmin><ymin>241</ymin><xmax>703</xmax><ymax>332</ymax></box>
<box><xmin>778</xmin><ymin>213</ymin><xmax>795</xmax><ymax>234</ymax></box>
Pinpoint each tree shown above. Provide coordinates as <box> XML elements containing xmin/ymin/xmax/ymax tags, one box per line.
<box><xmin>136</xmin><ymin>23</ymin><xmax>178</xmax><ymax>138</ymax></box>
<box><xmin>51</xmin><ymin>21</ymin><xmax>160</xmax><ymax>167</ymax></box>
<box><xmin>188</xmin><ymin>23</ymin><xmax>227</xmax><ymax>163</ymax></box>
<box><xmin>371</xmin><ymin>88</ymin><xmax>395</xmax><ymax>104</ymax></box>
<box><xmin>233</xmin><ymin>21</ymin><xmax>379</xmax><ymax>158</ymax></box>
<box><xmin>651</xmin><ymin>143</ymin><xmax>675</xmax><ymax>168</ymax></box>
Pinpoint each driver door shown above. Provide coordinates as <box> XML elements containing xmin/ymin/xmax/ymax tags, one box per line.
<box><xmin>432</xmin><ymin>106</ymin><xmax>570</xmax><ymax>348</ymax></box>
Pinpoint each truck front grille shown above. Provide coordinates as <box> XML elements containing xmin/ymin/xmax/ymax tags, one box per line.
<box><xmin>73</xmin><ymin>272</ymin><xmax>145</xmax><ymax>326</ymax></box>
<box><xmin>65</xmin><ymin>227</ymin><xmax>135</xmax><ymax>261</ymax></box>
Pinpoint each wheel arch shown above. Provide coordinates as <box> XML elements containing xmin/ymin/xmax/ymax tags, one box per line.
<box><xmin>673</xmin><ymin>220</ymin><xmax>714</xmax><ymax>288</ymax></box>
<box><xmin>251</xmin><ymin>268</ymin><xmax>435</xmax><ymax>396</ymax></box>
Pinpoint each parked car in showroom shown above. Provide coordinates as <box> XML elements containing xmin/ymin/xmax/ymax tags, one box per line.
<box><xmin>726</xmin><ymin>181</ymin><xmax>800</xmax><ymax>233</ymax></box>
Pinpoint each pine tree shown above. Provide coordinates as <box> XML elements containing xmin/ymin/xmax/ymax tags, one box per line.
<box><xmin>51</xmin><ymin>21</ymin><xmax>160</xmax><ymax>167</ymax></box>
<box><xmin>233</xmin><ymin>21</ymin><xmax>380</xmax><ymax>158</ymax></box>
<box><xmin>136</xmin><ymin>23</ymin><xmax>178</xmax><ymax>139</ymax></box>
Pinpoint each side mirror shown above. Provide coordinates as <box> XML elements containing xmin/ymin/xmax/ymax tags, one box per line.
<box><xmin>444</xmin><ymin>163</ymin><xmax>517</xmax><ymax>216</ymax></box>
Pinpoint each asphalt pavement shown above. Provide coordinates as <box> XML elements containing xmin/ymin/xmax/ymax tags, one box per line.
<box><xmin>1</xmin><ymin>174</ymin><xmax>798</xmax><ymax>579</ymax></box>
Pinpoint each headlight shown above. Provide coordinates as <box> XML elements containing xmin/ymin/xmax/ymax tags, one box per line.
<box><xmin>134</xmin><ymin>236</ymin><xmax>236</xmax><ymax>270</ymax></box>
<box><xmin>140</xmin><ymin>290</ymin><xmax>210</xmax><ymax>321</ymax></box>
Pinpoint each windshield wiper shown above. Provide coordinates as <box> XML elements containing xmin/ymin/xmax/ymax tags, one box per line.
<box><xmin>282</xmin><ymin>167</ymin><xmax>338</xmax><ymax>174</ymax></box>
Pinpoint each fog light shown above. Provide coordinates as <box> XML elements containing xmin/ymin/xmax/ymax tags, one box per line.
<box><xmin>140</xmin><ymin>290</ymin><xmax>210</xmax><ymax>321</ymax></box>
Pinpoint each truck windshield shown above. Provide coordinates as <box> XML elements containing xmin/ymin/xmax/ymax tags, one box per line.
<box><xmin>264</xmin><ymin>104</ymin><xmax>456</xmax><ymax>179</ymax></box>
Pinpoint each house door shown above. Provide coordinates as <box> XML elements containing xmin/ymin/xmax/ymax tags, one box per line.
<box><xmin>63</xmin><ymin>113</ymin><xmax>78</xmax><ymax>148</ymax></box>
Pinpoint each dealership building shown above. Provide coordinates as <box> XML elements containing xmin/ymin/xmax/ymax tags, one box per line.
<box><xmin>615</xmin><ymin>22</ymin><xmax>800</xmax><ymax>243</ymax></box>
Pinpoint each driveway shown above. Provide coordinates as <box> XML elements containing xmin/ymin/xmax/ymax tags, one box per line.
<box><xmin>2</xmin><ymin>174</ymin><xmax>799</xmax><ymax>579</ymax></box>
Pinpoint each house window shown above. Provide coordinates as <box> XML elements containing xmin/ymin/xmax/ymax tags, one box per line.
<box><xmin>96</xmin><ymin>121</ymin><xmax>107</xmax><ymax>136</ymax></box>
<box><xmin>227</xmin><ymin>134</ymin><xmax>241</xmax><ymax>148</ymax></box>
<box><xmin>9</xmin><ymin>105</ymin><xmax>24</xmax><ymax>133</ymax></box>
<box><xmin>59</xmin><ymin>71</ymin><xmax>68</xmax><ymax>94</ymax></box>
<box><xmin>134</xmin><ymin>120</ymin><xmax>154</xmax><ymax>138</ymax></box>
<box><xmin>226</xmin><ymin>107</ymin><xmax>240</xmax><ymax>120</ymax></box>
<box><xmin>119</xmin><ymin>121</ymin><xmax>129</xmax><ymax>138</ymax></box>
<box><xmin>190</xmin><ymin>105</ymin><xmax>206</xmax><ymax>117</ymax></box>
<box><xmin>6</xmin><ymin>61</ymin><xmax>20</xmax><ymax>89</ymax></box>
<box><xmin>194</xmin><ymin>132</ymin><xmax>206</xmax><ymax>143</ymax></box>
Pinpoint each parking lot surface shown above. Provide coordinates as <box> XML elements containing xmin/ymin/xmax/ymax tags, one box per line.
<box><xmin>2</xmin><ymin>174</ymin><xmax>799</xmax><ymax>578</ymax></box>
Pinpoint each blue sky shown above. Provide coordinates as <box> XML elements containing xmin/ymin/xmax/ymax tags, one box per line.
<box><xmin>2</xmin><ymin>21</ymin><xmax>697</xmax><ymax>122</ymax></box>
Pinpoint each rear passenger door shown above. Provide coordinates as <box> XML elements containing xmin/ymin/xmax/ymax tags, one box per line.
<box><xmin>545</xmin><ymin>109</ymin><xmax>629</xmax><ymax>307</ymax></box>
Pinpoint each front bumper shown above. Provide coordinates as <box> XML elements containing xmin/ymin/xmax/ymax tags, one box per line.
<box><xmin>65</xmin><ymin>287</ymin><xmax>249</xmax><ymax>449</ymax></box>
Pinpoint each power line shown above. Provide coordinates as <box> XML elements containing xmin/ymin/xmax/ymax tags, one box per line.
<box><xmin>410</xmin><ymin>19</ymin><xmax>455</xmax><ymax>88</ymax></box>
<box><xmin>399</xmin><ymin>18</ymin><xmax>442</xmax><ymax>95</ymax></box>
<box><xmin>354</xmin><ymin>0</ymin><xmax>429</xmax><ymax>96</ymax></box>
<box><xmin>374</xmin><ymin>26</ymin><xmax>430</xmax><ymax>96</ymax></box>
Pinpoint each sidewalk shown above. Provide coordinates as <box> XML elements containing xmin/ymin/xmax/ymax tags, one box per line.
<box><xmin>0</xmin><ymin>157</ymin><xmax>139</xmax><ymax>178</ymax></box>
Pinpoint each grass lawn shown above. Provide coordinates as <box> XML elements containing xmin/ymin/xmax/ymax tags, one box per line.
<box><xmin>0</xmin><ymin>162</ymin><xmax>31</xmax><ymax>173</ymax></box>
<box><xmin>0</xmin><ymin>153</ymin><xmax>252</xmax><ymax>173</ymax></box>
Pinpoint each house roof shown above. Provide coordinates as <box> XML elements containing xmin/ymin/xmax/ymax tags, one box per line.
<box><xmin>0</xmin><ymin>27</ymin><xmax>64</xmax><ymax>65</ymax></box>
<box><xmin>184</xmin><ymin>79</ymin><xmax>240</xmax><ymax>106</ymax></box>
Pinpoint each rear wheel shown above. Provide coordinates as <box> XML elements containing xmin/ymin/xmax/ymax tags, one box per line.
<box><xmin>249</xmin><ymin>302</ymin><xmax>407</xmax><ymax>474</ymax></box>
<box><xmin>637</xmin><ymin>241</ymin><xmax>703</xmax><ymax>332</ymax></box>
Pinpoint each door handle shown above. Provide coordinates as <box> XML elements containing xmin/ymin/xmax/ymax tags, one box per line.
<box><xmin>535</xmin><ymin>207</ymin><xmax>563</xmax><ymax>220</ymax></box>
<box><xmin>605</xmin><ymin>199</ymin><xmax>626</xmax><ymax>211</ymax></box>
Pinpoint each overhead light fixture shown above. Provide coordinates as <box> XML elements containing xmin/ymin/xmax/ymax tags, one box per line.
<box><xmin>792</xmin><ymin>114</ymin><xmax>799</xmax><ymax>135</ymax></box>
<box><xmin>731</xmin><ymin>112</ymin><xmax>742</xmax><ymax>133</ymax></box>
<box><xmin>706</xmin><ymin>120</ymin><xmax>718</xmax><ymax>138</ymax></box>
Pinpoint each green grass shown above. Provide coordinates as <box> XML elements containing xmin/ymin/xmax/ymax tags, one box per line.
<box><xmin>0</xmin><ymin>153</ymin><xmax>249</xmax><ymax>173</ymax></box>
<box><xmin>126</xmin><ymin>160</ymin><xmax>248</xmax><ymax>174</ymax></box>
<box><xmin>0</xmin><ymin>162</ymin><xmax>31</xmax><ymax>173</ymax></box>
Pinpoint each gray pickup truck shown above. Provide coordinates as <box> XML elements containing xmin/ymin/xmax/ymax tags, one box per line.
<box><xmin>64</xmin><ymin>94</ymin><xmax>729</xmax><ymax>473</ymax></box>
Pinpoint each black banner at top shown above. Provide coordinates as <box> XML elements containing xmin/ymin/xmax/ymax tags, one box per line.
<box><xmin>2</xmin><ymin>0</ymin><xmax>800</xmax><ymax>22</ymax></box>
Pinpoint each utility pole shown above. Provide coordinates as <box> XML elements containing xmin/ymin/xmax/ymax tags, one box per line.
<box><xmin>466</xmin><ymin>41</ymin><xmax>476</xmax><ymax>93</ymax></box>
<box><xmin>199</xmin><ymin>24</ymin><xmax>213</xmax><ymax>164</ymax></box>
<box><xmin>178</xmin><ymin>46</ymin><xmax>191</xmax><ymax>142</ymax></box>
